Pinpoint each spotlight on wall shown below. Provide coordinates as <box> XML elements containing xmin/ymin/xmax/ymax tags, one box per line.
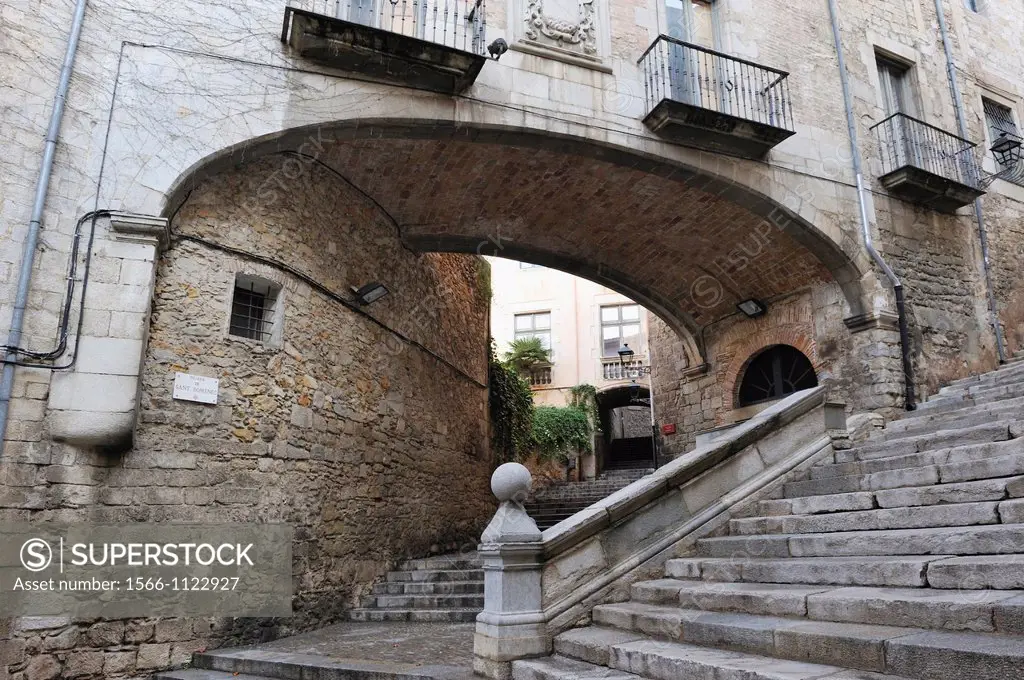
<box><xmin>737</xmin><ymin>298</ymin><xmax>767</xmax><ymax>319</ymax></box>
<box><xmin>352</xmin><ymin>282</ymin><xmax>390</xmax><ymax>306</ymax></box>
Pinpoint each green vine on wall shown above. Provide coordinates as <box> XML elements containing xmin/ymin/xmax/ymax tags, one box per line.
<box><xmin>531</xmin><ymin>406</ymin><xmax>594</xmax><ymax>461</ymax></box>
<box><xmin>568</xmin><ymin>383</ymin><xmax>600</xmax><ymax>432</ymax></box>
<box><xmin>489</xmin><ymin>340</ymin><xmax>535</xmax><ymax>464</ymax></box>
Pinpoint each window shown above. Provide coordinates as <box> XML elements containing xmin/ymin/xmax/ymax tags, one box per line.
<box><xmin>876</xmin><ymin>55</ymin><xmax>913</xmax><ymax>116</ymax></box>
<box><xmin>514</xmin><ymin>312</ymin><xmax>551</xmax><ymax>350</ymax></box>
<box><xmin>737</xmin><ymin>345</ymin><xmax>818</xmax><ymax>407</ymax></box>
<box><xmin>601</xmin><ymin>304</ymin><xmax>642</xmax><ymax>358</ymax></box>
<box><xmin>984</xmin><ymin>98</ymin><xmax>1019</xmax><ymax>167</ymax></box>
<box><xmin>229</xmin><ymin>274</ymin><xmax>281</xmax><ymax>343</ymax></box>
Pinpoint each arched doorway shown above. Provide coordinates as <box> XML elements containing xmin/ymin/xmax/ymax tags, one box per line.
<box><xmin>736</xmin><ymin>344</ymin><xmax>818</xmax><ymax>407</ymax></box>
<box><xmin>596</xmin><ymin>385</ymin><xmax>655</xmax><ymax>474</ymax></box>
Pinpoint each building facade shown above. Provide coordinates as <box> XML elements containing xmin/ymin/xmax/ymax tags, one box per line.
<box><xmin>1</xmin><ymin>0</ymin><xmax>1024</xmax><ymax>676</ymax></box>
<box><xmin>488</xmin><ymin>258</ymin><xmax>651</xmax><ymax>405</ymax></box>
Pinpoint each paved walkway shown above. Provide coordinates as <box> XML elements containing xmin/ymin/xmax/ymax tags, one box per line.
<box><xmin>228</xmin><ymin>621</ymin><xmax>477</xmax><ymax>679</ymax></box>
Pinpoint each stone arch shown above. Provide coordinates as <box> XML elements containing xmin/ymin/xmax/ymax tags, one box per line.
<box><xmin>723</xmin><ymin>331</ymin><xmax>823</xmax><ymax>409</ymax></box>
<box><xmin>160</xmin><ymin>120</ymin><xmax>872</xmax><ymax>364</ymax></box>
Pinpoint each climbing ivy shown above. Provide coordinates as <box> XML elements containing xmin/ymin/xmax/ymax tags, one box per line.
<box><xmin>568</xmin><ymin>383</ymin><xmax>600</xmax><ymax>432</ymax></box>
<box><xmin>531</xmin><ymin>405</ymin><xmax>594</xmax><ymax>461</ymax></box>
<box><xmin>489</xmin><ymin>341</ymin><xmax>535</xmax><ymax>463</ymax></box>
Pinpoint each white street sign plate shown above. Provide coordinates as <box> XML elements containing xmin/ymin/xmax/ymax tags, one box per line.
<box><xmin>172</xmin><ymin>372</ymin><xmax>220</xmax><ymax>405</ymax></box>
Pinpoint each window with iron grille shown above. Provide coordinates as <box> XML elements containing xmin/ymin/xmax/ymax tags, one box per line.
<box><xmin>984</xmin><ymin>98</ymin><xmax>1019</xmax><ymax>167</ymax></box>
<box><xmin>229</xmin><ymin>275</ymin><xmax>281</xmax><ymax>343</ymax></box>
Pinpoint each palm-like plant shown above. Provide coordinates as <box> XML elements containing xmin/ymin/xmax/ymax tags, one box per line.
<box><xmin>504</xmin><ymin>337</ymin><xmax>552</xmax><ymax>373</ymax></box>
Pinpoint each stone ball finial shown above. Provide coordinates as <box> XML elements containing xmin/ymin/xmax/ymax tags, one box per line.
<box><xmin>491</xmin><ymin>462</ymin><xmax>532</xmax><ymax>502</ymax></box>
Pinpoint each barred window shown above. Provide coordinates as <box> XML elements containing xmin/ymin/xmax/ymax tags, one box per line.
<box><xmin>229</xmin><ymin>275</ymin><xmax>281</xmax><ymax>343</ymax></box>
<box><xmin>983</xmin><ymin>98</ymin><xmax>1019</xmax><ymax>165</ymax></box>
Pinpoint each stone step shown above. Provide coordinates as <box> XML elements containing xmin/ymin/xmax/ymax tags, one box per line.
<box><xmin>366</xmin><ymin>593</ymin><xmax>483</xmax><ymax>609</ymax></box>
<box><xmin>666</xmin><ymin>555</ymin><xmax>941</xmax><ymax>587</ymax></box>
<box><xmin>347</xmin><ymin>607</ymin><xmax>480</xmax><ymax>622</ymax></box>
<box><xmin>785</xmin><ymin>450</ymin><xmax>1024</xmax><ymax>499</ymax></box>
<box><xmin>155</xmin><ymin>672</ymin><xmax>271</xmax><ymax>680</ymax></box>
<box><xmin>731</xmin><ymin>500</ymin><xmax>1005</xmax><ymax>536</ymax></box>
<box><xmin>696</xmin><ymin>524</ymin><xmax>1024</xmax><ymax>558</ymax></box>
<box><xmin>874</xmin><ymin>476</ymin><xmax>1024</xmax><ymax>508</ymax></box>
<box><xmin>833</xmin><ymin>421</ymin><xmax>1014</xmax><ymax>464</ymax></box>
<box><xmin>810</xmin><ymin>439</ymin><xmax>1024</xmax><ymax>480</ymax></box>
<box><xmin>887</xmin><ymin>395</ymin><xmax>1024</xmax><ymax>430</ymax></box>
<box><xmin>761</xmin><ymin>475</ymin><xmax>1024</xmax><ymax>516</ymax></box>
<box><xmin>371</xmin><ymin>580</ymin><xmax>483</xmax><ymax>595</ymax></box>
<box><xmin>386</xmin><ymin>569</ymin><xmax>482</xmax><ymax>583</ymax></box>
<box><xmin>627</xmin><ymin>579</ymin><xmax>1024</xmax><ymax>634</ymax></box>
<box><xmin>554</xmin><ymin>624</ymin><xmax>919</xmax><ymax>680</ymax></box>
<box><xmin>757</xmin><ymin>491</ymin><xmax>876</xmax><ymax>516</ymax></box>
<box><xmin>512</xmin><ymin>654</ymin><xmax>646</xmax><ymax>680</ymax></box>
<box><xmin>585</xmin><ymin>602</ymin><xmax>1024</xmax><ymax>680</ymax></box>
<box><xmin>941</xmin><ymin>360</ymin><xmax>1024</xmax><ymax>390</ymax></box>
<box><xmin>666</xmin><ymin>554</ymin><xmax>1024</xmax><ymax>590</ymax></box>
<box><xmin>194</xmin><ymin>648</ymin><xmax>459</xmax><ymax>680</ymax></box>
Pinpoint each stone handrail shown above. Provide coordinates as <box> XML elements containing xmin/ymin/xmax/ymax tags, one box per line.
<box><xmin>473</xmin><ymin>386</ymin><xmax>845</xmax><ymax>679</ymax></box>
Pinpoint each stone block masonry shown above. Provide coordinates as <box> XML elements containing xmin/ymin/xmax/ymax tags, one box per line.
<box><xmin>0</xmin><ymin>155</ymin><xmax>495</xmax><ymax>678</ymax></box>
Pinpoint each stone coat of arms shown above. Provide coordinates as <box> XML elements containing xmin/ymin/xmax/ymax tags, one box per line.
<box><xmin>524</xmin><ymin>0</ymin><xmax>597</xmax><ymax>55</ymax></box>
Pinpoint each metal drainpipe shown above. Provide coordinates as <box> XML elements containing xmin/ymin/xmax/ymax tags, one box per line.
<box><xmin>0</xmin><ymin>0</ymin><xmax>90</xmax><ymax>454</ymax></box>
<box><xmin>826</xmin><ymin>0</ymin><xmax>917</xmax><ymax>410</ymax></box>
<box><xmin>933</xmin><ymin>0</ymin><xmax>1007</xmax><ymax>364</ymax></box>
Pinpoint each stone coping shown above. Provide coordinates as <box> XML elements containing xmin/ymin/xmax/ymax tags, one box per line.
<box><xmin>538</xmin><ymin>386</ymin><xmax>828</xmax><ymax>560</ymax></box>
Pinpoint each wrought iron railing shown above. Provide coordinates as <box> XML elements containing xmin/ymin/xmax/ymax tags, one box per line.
<box><xmin>601</xmin><ymin>357</ymin><xmax>646</xmax><ymax>382</ymax></box>
<box><xmin>870</xmin><ymin>113</ymin><xmax>981</xmax><ymax>189</ymax></box>
<box><xmin>286</xmin><ymin>0</ymin><xmax>486</xmax><ymax>54</ymax></box>
<box><xmin>638</xmin><ymin>35</ymin><xmax>794</xmax><ymax>132</ymax></box>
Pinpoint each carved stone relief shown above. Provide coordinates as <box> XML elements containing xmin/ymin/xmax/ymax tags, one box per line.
<box><xmin>523</xmin><ymin>0</ymin><xmax>597</xmax><ymax>55</ymax></box>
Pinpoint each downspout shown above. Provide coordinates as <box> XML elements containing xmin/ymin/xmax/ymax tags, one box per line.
<box><xmin>933</xmin><ymin>0</ymin><xmax>1007</xmax><ymax>363</ymax></box>
<box><xmin>826</xmin><ymin>0</ymin><xmax>917</xmax><ymax>410</ymax></box>
<box><xmin>0</xmin><ymin>0</ymin><xmax>90</xmax><ymax>453</ymax></box>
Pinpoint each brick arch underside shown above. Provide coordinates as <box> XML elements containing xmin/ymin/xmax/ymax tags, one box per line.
<box><xmin>166</xmin><ymin>123</ymin><xmax>867</xmax><ymax>362</ymax></box>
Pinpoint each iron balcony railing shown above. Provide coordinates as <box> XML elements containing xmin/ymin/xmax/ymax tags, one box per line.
<box><xmin>286</xmin><ymin>0</ymin><xmax>486</xmax><ymax>54</ymax></box>
<box><xmin>638</xmin><ymin>35</ymin><xmax>794</xmax><ymax>132</ymax></box>
<box><xmin>870</xmin><ymin>113</ymin><xmax>982</xmax><ymax>189</ymax></box>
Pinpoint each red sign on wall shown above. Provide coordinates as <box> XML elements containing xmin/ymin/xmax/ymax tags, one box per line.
<box><xmin>661</xmin><ymin>423</ymin><xmax>677</xmax><ymax>435</ymax></box>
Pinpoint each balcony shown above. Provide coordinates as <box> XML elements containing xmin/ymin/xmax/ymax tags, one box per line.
<box><xmin>871</xmin><ymin>113</ymin><xmax>985</xmax><ymax>213</ymax></box>
<box><xmin>282</xmin><ymin>0</ymin><xmax>487</xmax><ymax>94</ymax></box>
<box><xmin>526</xmin><ymin>364</ymin><xmax>552</xmax><ymax>388</ymax></box>
<box><xmin>638</xmin><ymin>35</ymin><xmax>795</xmax><ymax>159</ymax></box>
<box><xmin>601</xmin><ymin>357</ymin><xmax>647</xmax><ymax>382</ymax></box>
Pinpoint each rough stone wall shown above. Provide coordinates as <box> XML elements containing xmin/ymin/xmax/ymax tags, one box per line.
<box><xmin>651</xmin><ymin>283</ymin><xmax>903</xmax><ymax>458</ymax></box>
<box><xmin>0</xmin><ymin>155</ymin><xmax>494</xmax><ymax>679</ymax></box>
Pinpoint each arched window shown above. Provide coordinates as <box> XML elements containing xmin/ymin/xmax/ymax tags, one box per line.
<box><xmin>737</xmin><ymin>345</ymin><xmax>818</xmax><ymax>407</ymax></box>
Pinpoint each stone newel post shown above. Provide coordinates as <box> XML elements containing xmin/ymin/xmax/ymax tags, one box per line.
<box><xmin>473</xmin><ymin>463</ymin><xmax>549</xmax><ymax>680</ymax></box>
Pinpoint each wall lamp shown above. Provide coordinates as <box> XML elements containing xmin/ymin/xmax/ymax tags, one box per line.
<box><xmin>352</xmin><ymin>282</ymin><xmax>390</xmax><ymax>306</ymax></box>
<box><xmin>991</xmin><ymin>132</ymin><xmax>1023</xmax><ymax>168</ymax></box>
<box><xmin>737</xmin><ymin>298</ymin><xmax>767</xmax><ymax>319</ymax></box>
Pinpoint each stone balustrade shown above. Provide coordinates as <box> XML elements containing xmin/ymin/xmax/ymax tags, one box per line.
<box><xmin>473</xmin><ymin>386</ymin><xmax>846</xmax><ymax>679</ymax></box>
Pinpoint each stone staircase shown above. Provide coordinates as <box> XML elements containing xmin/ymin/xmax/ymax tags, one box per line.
<box><xmin>525</xmin><ymin>467</ymin><xmax>653</xmax><ymax>530</ymax></box>
<box><xmin>513</xmin><ymin>360</ymin><xmax>1024</xmax><ymax>680</ymax></box>
<box><xmin>347</xmin><ymin>551</ymin><xmax>483</xmax><ymax>623</ymax></box>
